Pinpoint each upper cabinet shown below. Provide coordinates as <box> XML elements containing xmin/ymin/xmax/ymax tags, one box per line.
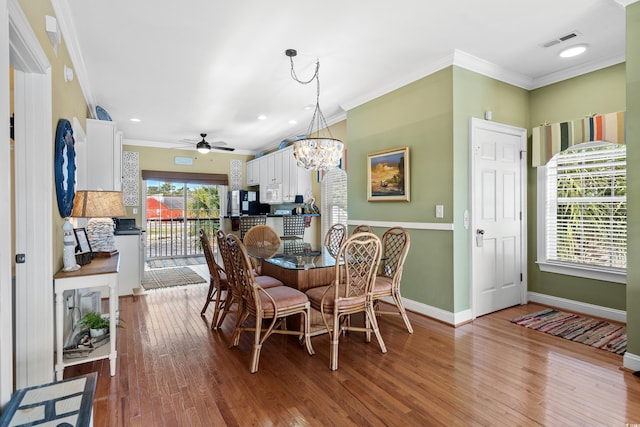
<box><xmin>85</xmin><ymin>119</ymin><xmax>122</xmax><ymax>191</ymax></box>
<box><xmin>282</xmin><ymin>146</ymin><xmax>312</xmax><ymax>203</ymax></box>
<box><xmin>246</xmin><ymin>159</ymin><xmax>260</xmax><ymax>186</ymax></box>
<box><xmin>252</xmin><ymin>146</ymin><xmax>312</xmax><ymax>204</ymax></box>
<box><xmin>261</xmin><ymin>150</ymin><xmax>284</xmax><ymax>185</ymax></box>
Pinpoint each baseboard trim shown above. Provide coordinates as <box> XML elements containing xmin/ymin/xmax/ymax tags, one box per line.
<box><xmin>382</xmin><ymin>297</ymin><xmax>470</xmax><ymax>326</ymax></box>
<box><xmin>381</xmin><ymin>292</ymin><xmax>627</xmax><ymax>328</ymax></box>
<box><xmin>527</xmin><ymin>292</ymin><xmax>626</xmax><ymax>323</ymax></box>
<box><xmin>623</xmin><ymin>352</ymin><xmax>640</xmax><ymax>371</ymax></box>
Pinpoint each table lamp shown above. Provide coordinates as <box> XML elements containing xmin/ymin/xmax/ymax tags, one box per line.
<box><xmin>294</xmin><ymin>195</ymin><xmax>304</xmax><ymax>214</ymax></box>
<box><xmin>71</xmin><ymin>190</ymin><xmax>126</xmax><ymax>256</ymax></box>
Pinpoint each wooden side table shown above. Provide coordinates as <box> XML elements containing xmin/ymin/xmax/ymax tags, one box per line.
<box><xmin>53</xmin><ymin>255</ymin><xmax>119</xmax><ymax>381</ymax></box>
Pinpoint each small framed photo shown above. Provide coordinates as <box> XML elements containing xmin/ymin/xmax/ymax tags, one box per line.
<box><xmin>74</xmin><ymin>228</ymin><xmax>92</xmax><ymax>254</ymax></box>
<box><xmin>367</xmin><ymin>146</ymin><xmax>410</xmax><ymax>202</ymax></box>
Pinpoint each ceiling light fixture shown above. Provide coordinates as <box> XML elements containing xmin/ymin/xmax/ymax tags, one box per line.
<box><xmin>559</xmin><ymin>44</ymin><xmax>587</xmax><ymax>58</ymax></box>
<box><xmin>258</xmin><ymin>115</ymin><xmax>267</xmax><ymax>120</ymax></box>
<box><xmin>196</xmin><ymin>133</ymin><xmax>211</xmax><ymax>154</ymax></box>
<box><xmin>286</xmin><ymin>48</ymin><xmax>343</xmax><ymax>171</ymax></box>
<box><xmin>130</xmin><ymin>117</ymin><xmax>141</xmax><ymax>122</ymax></box>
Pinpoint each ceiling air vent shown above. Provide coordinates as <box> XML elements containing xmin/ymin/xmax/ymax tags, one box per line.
<box><xmin>542</xmin><ymin>31</ymin><xmax>581</xmax><ymax>48</ymax></box>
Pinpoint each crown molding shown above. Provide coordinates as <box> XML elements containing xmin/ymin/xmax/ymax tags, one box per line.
<box><xmin>50</xmin><ymin>0</ymin><xmax>96</xmax><ymax>118</ymax></box>
<box><xmin>530</xmin><ymin>54</ymin><xmax>626</xmax><ymax>89</ymax></box>
<box><xmin>451</xmin><ymin>49</ymin><xmax>533</xmax><ymax>89</ymax></box>
<box><xmin>613</xmin><ymin>0</ymin><xmax>639</xmax><ymax>6</ymax></box>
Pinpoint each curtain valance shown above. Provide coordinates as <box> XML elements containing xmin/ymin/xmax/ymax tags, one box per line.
<box><xmin>531</xmin><ymin>111</ymin><xmax>625</xmax><ymax>167</ymax></box>
<box><xmin>141</xmin><ymin>170</ymin><xmax>228</xmax><ymax>185</ymax></box>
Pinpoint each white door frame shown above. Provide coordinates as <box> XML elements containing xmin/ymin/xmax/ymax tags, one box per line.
<box><xmin>2</xmin><ymin>0</ymin><xmax>54</xmax><ymax>401</ymax></box>
<box><xmin>469</xmin><ymin>117</ymin><xmax>527</xmax><ymax>319</ymax></box>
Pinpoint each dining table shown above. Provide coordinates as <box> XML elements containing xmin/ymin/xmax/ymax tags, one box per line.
<box><xmin>245</xmin><ymin>238</ymin><xmax>340</xmax><ymax>292</ymax></box>
<box><xmin>245</xmin><ymin>238</ymin><xmax>341</xmax><ymax>335</ymax></box>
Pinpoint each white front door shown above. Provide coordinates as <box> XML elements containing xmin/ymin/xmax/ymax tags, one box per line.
<box><xmin>471</xmin><ymin>118</ymin><xmax>527</xmax><ymax>318</ymax></box>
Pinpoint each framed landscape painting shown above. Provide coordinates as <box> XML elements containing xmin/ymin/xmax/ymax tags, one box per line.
<box><xmin>367</xmin><ymin>147</ymin><xmax>410</xmax><ymax>202</ymax></box>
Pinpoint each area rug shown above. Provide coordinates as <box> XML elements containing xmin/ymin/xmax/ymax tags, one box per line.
<box><xmin>142</xmin><ymin>267</ymin><xmax>206</xmax><ymax>290</ymax></box>
<box><xmin>511</xmin><ymin>308</ymin><xmax>626</xmax><ymax>355</ymax></box>
<box><xmin>146</xmin><ymin>256</ymin><xmax>206</xmax><ymax>269</ymax></box>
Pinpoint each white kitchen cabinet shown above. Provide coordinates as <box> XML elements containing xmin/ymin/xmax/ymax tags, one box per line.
<box><xmin>246</xmin><ymin>158</ymin><xmax>260</xmax><ymax>186</ymax></box>
<box><xmin>282</xmin><ymin>146</ymin><xmax>312</xmax><ymax>203</ymax></box>
<box><xmin>85</xmin><ymin>118</ymin><xmax>122</xmax><ymax>191</ymax></box>
<box><xmin>114</xmin><ymin>233</ymin><xmax>143</xmax><ymax>296</ymax></box>
<box><xmin>257</xmin><ymin>147</ymin><xmax>311</xmax><ymax>204</ymax></box>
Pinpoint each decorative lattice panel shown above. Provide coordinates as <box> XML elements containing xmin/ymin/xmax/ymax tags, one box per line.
<box><xmin>230</xmin><ymin>159</ymin><xmax>242</xmax><ymax>191</ymax></box>
<box><xmin>122</xmin><ymin>151</ymin><xmax>139</xmax><ymax>206</ymax></box>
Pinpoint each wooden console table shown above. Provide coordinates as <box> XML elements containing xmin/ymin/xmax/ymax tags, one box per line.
<box><xmin>53</xmin><ymin>256</ymin><xmax>119</xmax><ymax>380</ymax></box>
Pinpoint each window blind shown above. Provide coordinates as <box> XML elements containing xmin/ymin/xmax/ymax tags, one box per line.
<box><xmin>545</xmin><ymin>143</ymin><xmax>626</xmax><ymax>269</ymax></box>
<box><xmin>321</xmin><ymin>168</ymin><xmax>348</xmax><ymax>239</ymax></box>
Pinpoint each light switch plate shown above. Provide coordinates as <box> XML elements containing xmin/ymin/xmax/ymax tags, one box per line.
<box><xmin>436</xmin><ymin>205</ymin><xmax>444</xmax><ymax>218</ymax></box>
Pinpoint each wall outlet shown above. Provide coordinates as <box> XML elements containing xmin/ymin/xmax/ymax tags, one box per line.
<box><xmin>435</xmin><ymin>205</ymin><xmax>444</xmax><ymax>218</ymax></box>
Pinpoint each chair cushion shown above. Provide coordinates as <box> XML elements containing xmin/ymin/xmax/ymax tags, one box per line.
<box><xmin>259</xmin><ymin>286</ymin><xmax>309</xmax><ymax>314</ymax></box>
<box><xmin>255</xmin><ymin>275</ymin><xmax>284</xmax><ymax>289</ymax></box>
<box><xmin>306</xmin><ymin>284</ymin><xmax>366</xmax><ymax>311</ymax></box>
<box><xmin>372</xmin><ymin>276</ymin><xmax>392</xmax><ymax>298</ymax></box>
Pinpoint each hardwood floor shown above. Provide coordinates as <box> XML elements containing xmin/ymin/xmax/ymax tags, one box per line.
<box><xmin>65</xmin><ymin>285</ymin><xmax>640</xmax><ymax>426</ymax></box>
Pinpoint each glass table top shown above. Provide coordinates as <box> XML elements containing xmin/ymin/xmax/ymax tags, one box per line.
<box><xmin>245</xmin><ymin>239</ymin><xmax>340</xmax><ymax>270</ymax></box>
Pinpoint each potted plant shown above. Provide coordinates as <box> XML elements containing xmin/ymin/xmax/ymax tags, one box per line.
<box><xmin>78</xmin><ymin>311</ymin><xmax>110</xmax><ymax>338</ymax></box>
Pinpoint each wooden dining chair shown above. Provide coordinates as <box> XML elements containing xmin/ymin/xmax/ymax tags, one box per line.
<box><xmin>215</xmin><ymin>229</ymin><xmax>284</xmax><ymax>334</ymax></box>
<box><xmin>305</xmin><ymin>232</ymin><xmax>385</xmax><ymax>370</ymax></box>
<box><xmin>226</xmin><ymin>233</ymin><xmax>314</xmax><ymax>373</ymax></box>
<box><xmin>323</xmin><ymin>223</ymin><xmax>347</xmax><ymax>258</ymax></box>
<box><xmin>243</xmin><ymin>225</ymin><xmax>281</xmax><ymax>275</ymax></box>
<box><xmin>352</xmin><ymin>224</ymin><xmax>374</xmax><ymax>234</ymax></box>
<box><xmin>199</xmin><ymin>229</ymin><xmax>231</xmax><ymax>330</ymax></box>
<box><xmin>373</xmin><ymin>226</ymin><xmax>413</xmax><ymax>333</ymax></box>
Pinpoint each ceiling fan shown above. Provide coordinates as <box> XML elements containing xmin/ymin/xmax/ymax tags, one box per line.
<box><xmin>179</xmin><ymin>133</ymin><xmax>235</xmax><ymax>153</ymax></box>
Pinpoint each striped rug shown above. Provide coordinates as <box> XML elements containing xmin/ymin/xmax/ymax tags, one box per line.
<box><xmin>511</xmin><ymin>308</ymin><xmax>626</xmax><ymax>355</ymax></box>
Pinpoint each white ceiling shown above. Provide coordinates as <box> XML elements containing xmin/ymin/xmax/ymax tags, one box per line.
<box><xmin>54</xmin><ymin>0</ymin><xmax>629</xmax><ymax>155</ymax></box>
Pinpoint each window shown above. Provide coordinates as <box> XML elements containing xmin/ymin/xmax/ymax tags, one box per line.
<box><xmin>321</xmin><ymin>168</ymin><xmax>348</xmax><ymax>239</ymax></box>
<box><xmin>537</xmin><ymin>141</ymin><xmax>626</xmax><ymax>283</ymax></box>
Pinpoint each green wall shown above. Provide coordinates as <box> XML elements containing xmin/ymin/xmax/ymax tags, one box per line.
<box><xmin>528</xmin><ymin>64</ymin><xmax>627</xmax><ymax>310</ymax></box>
<box><xmin>452</xmin><ymin>67</ymin><xmax>529</xmax><ymax>312</ymax></box>
<box><xmin>348</xmin><ymin>68</ymin><xmax>456</xmax><ymax>311</ymax></box>
<box><xmin>18</xmin><ymin>0</ymin><xmax>90</xmax><ymax>272</ymax></box>
<box><xmin>626</xmin><ymin>1</ymin><xmax>640</xmax><ymax>359</ymax></box>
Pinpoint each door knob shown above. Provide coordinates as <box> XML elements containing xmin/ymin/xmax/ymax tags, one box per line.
<box><xmin>476</xmin><ymin>229</ymin><xmax>485</xmax><ymax>235</ymax></box>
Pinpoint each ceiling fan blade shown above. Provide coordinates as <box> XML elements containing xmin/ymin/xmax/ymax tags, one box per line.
<box><xmin>212</xmin><ymin>146</ymin><xmax>235</xmax><ymax>151</ymax></box>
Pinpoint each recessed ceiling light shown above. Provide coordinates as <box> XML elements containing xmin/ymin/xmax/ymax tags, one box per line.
<box><xmin>257</xmin><ymin>115</ymin><xmax>267</xmax><ymax>120</ymax></box>
<box><xmin>130</xmin><ymin>117</ymin><xmax>141</xmax><ymax>122</ymax></box>
<box><xmin>559</xmin><ymin>44</ymin><xmax>587</xmax><ymax>58</ymax></box>
<box><xmin>303</xmin><ymin>104</ymin><xmax>314</xmax><ymax>111</ymax></box>
<box><xmin>288</xmin><ymin>120</ymin><xmax>297</xmax><ymax>125</ymax></box>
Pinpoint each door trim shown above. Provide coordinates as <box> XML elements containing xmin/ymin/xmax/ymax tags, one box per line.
<box><xmin>469</xmin><ymin>118</ymin><xmax>527</xmax><ymax>319</ymax></box>
<box><xmin>5</xmin><ymin>0</ymin><xmax>54</xmax><ymax>396</ymax></box>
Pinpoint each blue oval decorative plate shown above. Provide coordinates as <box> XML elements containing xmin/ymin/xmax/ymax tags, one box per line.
<box><xmin>54</xmin><ymin>119</ymin><xmax>76</xmax><ymax>218</ymax></box>
<box><xmin>96</xmin><ymin>105</ymin><xmax>112</xmax><ymax>121</ymax></box>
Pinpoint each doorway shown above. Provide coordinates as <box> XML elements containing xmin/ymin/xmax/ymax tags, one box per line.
<box><xmin>470</xmin><ymin>118</ymin><xmax>527</xmax><ymax>318</ymax></box>
<box><xmin>144</xmin><ymin>179</ymin><xmax>222</xmax><ymax>261</ymax></box>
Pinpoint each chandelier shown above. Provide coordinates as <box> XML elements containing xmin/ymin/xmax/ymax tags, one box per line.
<box><xmin>286</xmin><ymin>49</ymin><xmax>343</xmax><ymax>171</ymax></box>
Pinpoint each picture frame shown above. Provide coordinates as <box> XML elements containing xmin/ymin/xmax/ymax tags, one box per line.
<box><xmin>367</xmin><ymin>146</ymin><xmax>410</xmax><ymax>202</ymax></box>
<box><xmin>73</xmin><ymin>228</ymin><xmax>92</xmax><ymax>254</ymax></box>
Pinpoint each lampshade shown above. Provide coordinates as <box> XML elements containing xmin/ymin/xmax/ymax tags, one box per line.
<box><xmin>71</xmin><ymin>190</ymin><xmax>126</xmax><ymax>218</ymax></box>
<box><xmin>294</xmin><ymin>195</ymin><xmax>304</xmax><ymax>204</ymax></box>
<box><xmin>286</xmin><ymin>49</ymin><xmax>343</xmax><ymax>171</ymax></box>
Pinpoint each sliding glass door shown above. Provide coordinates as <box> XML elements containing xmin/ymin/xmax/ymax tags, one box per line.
<box><xmin>145</xmin><ymin>180</ymin><xmax>221</xmax><ymax>259</ymax></box>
